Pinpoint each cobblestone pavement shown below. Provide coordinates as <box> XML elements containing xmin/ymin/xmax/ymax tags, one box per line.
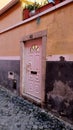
<box><xmin>0</xmin><ymin>86</ymin><xmax>73</xmax><ymax>130</ymax></box>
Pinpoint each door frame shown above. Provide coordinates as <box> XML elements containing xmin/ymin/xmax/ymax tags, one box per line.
<box><xmin>20</xmin><ymin>30</ymin><xmax>47</xmax><ymax>105</ymax></box>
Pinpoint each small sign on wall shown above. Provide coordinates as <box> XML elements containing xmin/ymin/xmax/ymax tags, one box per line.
<box><xmin>8</xmin><ymin>71</ymin><xmax>14</xmax><ymax>79</ymax></box>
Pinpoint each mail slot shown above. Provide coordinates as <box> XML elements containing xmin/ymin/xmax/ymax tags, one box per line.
<box><xmin>31</xmin><ymin>71</ymin><xmax>37</xmax><ymax>74</ymax></box>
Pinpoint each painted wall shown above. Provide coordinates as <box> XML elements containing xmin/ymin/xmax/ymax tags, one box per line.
<box><xmin>45</xmin><ymin>61</ymin><xmax>73</xmax><ymax>120</ymax></box>
<box><xmin>0</xmin><ymin>2</ymin><xmax>22</xmax><ymax>93</ymax></box>
<box><xmin>46</xmin><ymin>3</ymin><xmax>73</xmax><ymax>55</ymax></box>
<box><xmin>0</xmin><ymin>2</ymin><xmax>22</xmax><ymax>31</ymax></box>
<box><xmin>0</xmin><ymin>30</ymin><xmax>20</xmax><ymax>56</ymax></box>
<box><xmin>0</xmin><ymin>60</ymin><xmax>20</xmax><ymax>93</ymax></box>
<box><xmin>0</xmin><ymin>2</ymin><xmax>73</xmax><ymax>56</ymax></box>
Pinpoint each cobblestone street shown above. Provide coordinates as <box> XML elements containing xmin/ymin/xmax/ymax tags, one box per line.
<box><xmin>0</xmin><ymin>86</ymin><xmax>73</xmax><ymax>130</ymax></box>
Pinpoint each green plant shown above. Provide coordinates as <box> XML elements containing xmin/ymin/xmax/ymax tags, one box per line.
<box><xmin>26</xmin><ymin>2</ymin><xmax>41</xmax><ymax>12</ymax></box>
<box><xmin>44</xmin><ymin>0</ymin><xmax>48</xmax><ymax>5</ymax></box>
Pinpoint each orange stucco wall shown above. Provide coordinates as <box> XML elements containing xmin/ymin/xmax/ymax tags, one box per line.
<box><xmin>0</xmin><ymin>2</ymin><xmax>22</xmax><ymax>31</ymax></box>
<box><xmin>0</xmin><ymin>2</ymin><xmax>73</xmax><ymax>56</ymax></box>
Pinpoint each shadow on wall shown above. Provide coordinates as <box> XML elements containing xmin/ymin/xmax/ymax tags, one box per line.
<box><xmin>45</xmin><ymin>61</ymin><xmax>73</xmax><ymax>121</ymax></box>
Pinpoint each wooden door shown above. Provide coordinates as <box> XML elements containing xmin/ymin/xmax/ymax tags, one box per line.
<box><xmin>24</xmin><ymin>38</ymin><xmax>42</xmax><ymax>99</ymax></box>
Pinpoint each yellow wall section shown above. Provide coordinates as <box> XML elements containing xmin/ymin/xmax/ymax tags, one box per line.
<box><xmin>0</xmin><ymin>3</ymin><xmax>73</xmax><ymax>56</ymax></box>
<box><xmin>46</xmin><ymin>4</ymin><xmax>73</xmax><ymax>55</ymax></box>
<box><xmin>0</xmin><ymin>3</ymin><xmax>22</xmax><ymax>31</ymax></box>
<box><xmin>0</xmin><ymin>0</ymin><xmax>12</xmax><ymax>9</ymax></box>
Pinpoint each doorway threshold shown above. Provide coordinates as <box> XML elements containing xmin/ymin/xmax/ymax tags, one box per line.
<box><xmin>22</xmin><ymin>93</ymin><xmax>41</xmax><ymax>104</ymax></box>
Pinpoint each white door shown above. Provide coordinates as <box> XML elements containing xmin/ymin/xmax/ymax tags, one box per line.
<box><xmin>24</xmin><ymin>38</ymin><xmax>42</xmax><ymax>99</ymax></box>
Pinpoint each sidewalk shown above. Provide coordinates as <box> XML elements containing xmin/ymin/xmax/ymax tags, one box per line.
<box><xmin>0</xmin><ymin>86</ymin><xmax>73</xmax><ymax>130</ymax></box>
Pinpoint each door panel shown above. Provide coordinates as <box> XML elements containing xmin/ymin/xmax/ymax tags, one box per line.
<box><xmin>24</xmin><ymin>38</ymin><xmax>42</xmax><ymax>99</ymax></box>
